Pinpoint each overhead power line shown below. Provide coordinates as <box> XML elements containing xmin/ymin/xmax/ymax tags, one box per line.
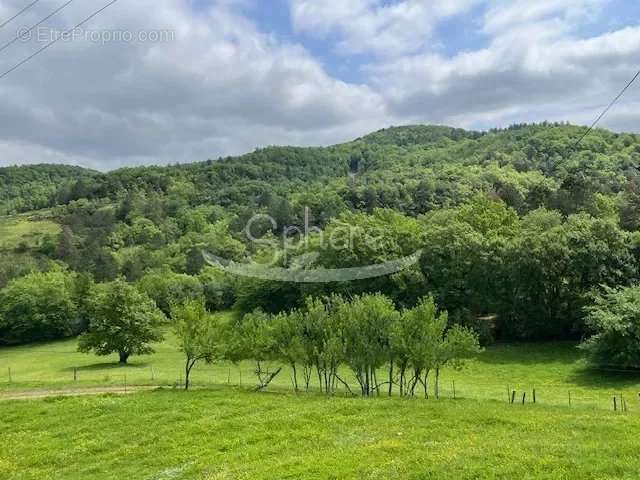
<box><xmin>0</xmin><ymin>0</ymin><xmax>42</xmax><ymax>31</ymax></box>
<box><xmin>0</xmin><ymin>0</ymin><xmax>77</xmax><ymax>56</ymax></box>
<box><xmin>573</xmin><ymin>68</ymin><xmax>640</xmax><ymax>149</ymax></box>
<box><xmin>0</xmin><ymin>0</ymin><xmax>120</xmax><ymax>81</ymax></box>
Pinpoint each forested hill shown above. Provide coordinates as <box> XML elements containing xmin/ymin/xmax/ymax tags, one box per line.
<box><xmin>5</xmin><ymin>123</ymin><xmax>640</xmax><ymax>218</ymax></box>
<box><xmin>359</xmin><ymin>124</ymin><xmax>483</xmax><ymax>145</ymax></box>
<box><xmin>0</xmin><ymin>164</ymin><xmax>98</xmax><ymax>215</ymax></box>
<box><xmin>3</xmin><ymin>122</ymin><xmax>640</xmax><ymax>345</ymax></box>
<box><xmin>7</xmin><ymin>124</ymin><xmax>640</xmax><ymax>218</ymax></box>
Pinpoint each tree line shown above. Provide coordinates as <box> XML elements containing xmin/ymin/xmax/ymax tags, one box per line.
<box><xmin>0</xmin><ymin>269</ymin><xmax>482</xmax><ymax>395</ymax></box>
<box><xmin>2</xmin><ymin>259</ymin><xmax>637</xmax><ymax>371</ymax></box>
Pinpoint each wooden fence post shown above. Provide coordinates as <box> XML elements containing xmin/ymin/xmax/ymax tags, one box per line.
<box><xmin>620</xmin><ymin>395</ymin><xmax>627</xmax><ymax>413</ymax></box>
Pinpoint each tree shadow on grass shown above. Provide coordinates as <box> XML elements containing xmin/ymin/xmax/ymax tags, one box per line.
<box><xmin>566</xmin><ymin>366</ymin><xmax>640</xmax><ymax>390</ymax></box>
<box><xmin>474</xmin><ymin>341</ymin><xmax>583</xmax><ymax>366</ymax></box>
<box><xmin>62</xmin><ymin>361</ymin><xmax>150</xmax><ymax>372</ymax></box>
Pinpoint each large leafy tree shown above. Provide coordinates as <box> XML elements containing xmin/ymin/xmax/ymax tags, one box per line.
<box><xmin>319</xmin><ymin>209</ymin><xmax>423</xmax><ymax>270</ymax></box>
<box><xmin>501</xmin><ymin>209</ymin><xmax>571</xmax><ymax>338</ymax></box>
<box><xmin>0</xmin><ymin>269</ymin><xmax>81</xmax><ymax>345</ymax></box>
<box><xmin>580</xmin><ymin>286</ymin><xmax>640</xmax><ymax>369</ymax></box>
<box><xmin>137</xmin><ymin>268</ymin><xmax>204</xmax><ymax>316</ymax></box>
<box><xmin>563</xmin><ymin>214</ymin><xmax>637</xmax><ymax>328</ymax></box>
<box><xmin>421</xmin><ymin>195</ymin><xmax>519</xmax><ymax>318</ymax></box>
<box><xmin>78</xmin><ymin>279</ymin><xmax>165</xmax><ymax>364</ymax></box>
<box><xmin>309</xmin><ymin>209</ymin><xmax>425</xmax><ymax>305</ymax></box>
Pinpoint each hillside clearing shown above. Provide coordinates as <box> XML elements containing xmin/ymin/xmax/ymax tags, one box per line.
<box><xmin>0</xmin><ymin>215</ymin><xmax>60</xmax><ymax>251</ymax></box>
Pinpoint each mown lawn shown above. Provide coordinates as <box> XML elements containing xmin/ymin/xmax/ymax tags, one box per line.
<box><xmin>1</xmin><ymin>388</ymin><xmax>640</xmax><ymax>479</ymax></box>
<box><xmin>2</xmin><ymin>331</ymin><xmax>640</xmax><ymax>411</ymax></box>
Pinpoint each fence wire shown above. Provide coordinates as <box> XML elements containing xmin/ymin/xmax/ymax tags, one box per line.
<box><xmin>2</xmin><ymin>359</ymin><xmax>639</xmax><ymax>413</ymax></box>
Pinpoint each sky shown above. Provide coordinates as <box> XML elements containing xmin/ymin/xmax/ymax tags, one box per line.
<box><xmin>0</xmin><ymin>0</ymin><xmax>639</xmax><ymax>170</ymax></box>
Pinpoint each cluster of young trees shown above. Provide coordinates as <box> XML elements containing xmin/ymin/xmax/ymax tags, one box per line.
<box><xmin>218</xmin><ymin>294</ymin><xmax>480</xmax><ymax>396</ymax></box>
<box><xmin>0</xmin><ymin>267</ymin><xmax>480</xmax><ymax>395</ymax></box>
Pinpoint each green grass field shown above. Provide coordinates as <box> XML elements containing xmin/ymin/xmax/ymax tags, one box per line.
<box><xmin>2</xmin><ymin>388</ymin><xmax>640</xmax><ymax>479</ymax></box>
<box><xmin>3</xmin><ymin>329</ymin><xmax>640</xmax><ymax>478</ymax></box>
<box><xmin>2</xmin><ymin>320</ymin><xmax>640</xmax><ymax>410</ymax></box>
<box><xmin>0</xmin><ymin>215</ymin><xmax>60</xmax><ymax>251</ymax></box>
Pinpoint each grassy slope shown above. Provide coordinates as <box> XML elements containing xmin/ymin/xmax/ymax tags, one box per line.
<box><xmin>0</xmin><ymin>214</ymin><xmax>60</xmax><ymax>251</ymax></box>
<box><xmin>2</xmin><ymin>337</ymin><xmax>640</xmax><ymax>478</ymax></box>
<box><xmin>2</xmin><ymin>327</ymin><xmax>640</xmax><ymax>410</ymax></box>
<box><xmin>1</xmin><ymin>388</ymin><xmax>639</xmax><ymax>480</ymax></box>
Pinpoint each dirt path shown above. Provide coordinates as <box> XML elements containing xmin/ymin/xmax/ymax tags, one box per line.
<box><xmin>0</xmin><ymin>385</ymin><xmax>158</xmax><ymax>401</ymax></box>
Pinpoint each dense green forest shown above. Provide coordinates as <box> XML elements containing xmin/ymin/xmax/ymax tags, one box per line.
<box><xmin>2</xmin><ymin>123</ymin><xmax>640</xmax><ymax>364</ymax></box>
<box><xmin>0</xmin><ymin>164</ymin><xmax>99</xmax><ymax>216</ymax></box>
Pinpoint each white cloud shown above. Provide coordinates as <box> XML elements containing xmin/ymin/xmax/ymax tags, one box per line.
<box><xmin>368</xmin><ymin>0</ymin><xmax>640</xmax><ymax>131</ymax></box>
<box><xmin>0</xmin><ymin>0</ymin><xmax>639</xmax><ymax>170</ymax></box>
<box><xmin>289</xmin><ymin>0</ymin><xmax>481</xmax><ymax>57</ymax></box>
<box><xmin>483</xmin><ymin>0</ymin><xmax>606</xmax><ymax>34</ymax></box>
<box><xmin>0</xmin><ymin>0</ymin><xmax>388</xmax><ymax>169</ymax></box>
<box><xmin>484</xmin><ymin>0</ymin><xmax>607</xmax><ymax>34</ymax></box>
